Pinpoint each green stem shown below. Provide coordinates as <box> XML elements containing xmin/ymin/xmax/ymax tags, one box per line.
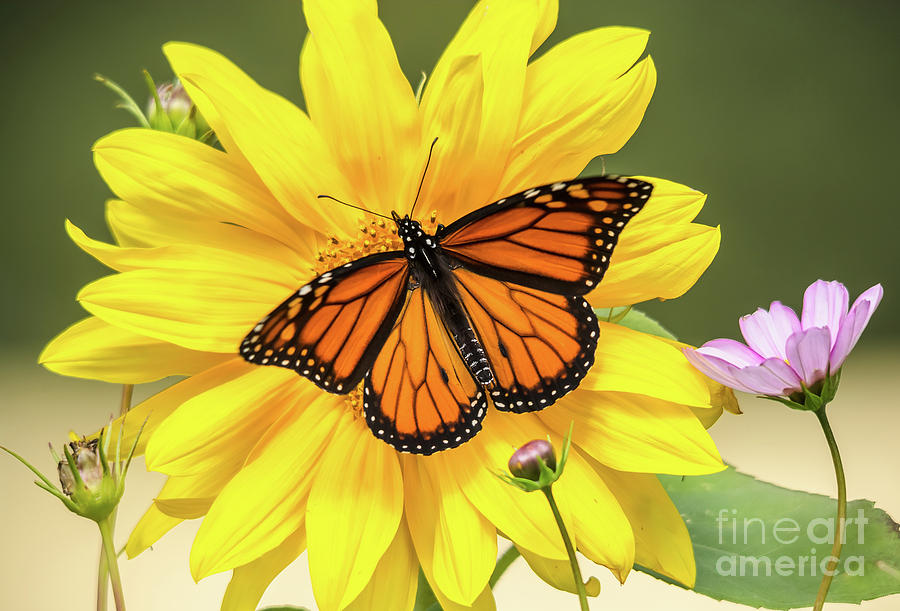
<box><xmin>96</xmin><ymin>542</ymin><xmax>108</xmax><ymax>611</ymax></box>
<box><xmin>813</xmin><ymin>407</ymin><xmax>846</xmax><ymax>611</ymax></box>
<box><xmin>98</xmin><ymin>517</ymin><xmax>126</xmax><ymax>611</ymax></box>
<box><xmin>543</xmin><ymin>486</ymin><xmax>589</xmax><ymax>611</ymax></box>
<box><xmin>489</xmin><ymin>545</ymin><xmax>522</xmax><ymax>588</ymax></box>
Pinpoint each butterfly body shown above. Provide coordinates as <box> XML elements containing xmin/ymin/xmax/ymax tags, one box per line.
<box><xmin>240</xmin><ymin>176</ymin><xmax>653</xmax><ymax>454</ymax></box>
<box><xmin>395</xmin><ymin>211</ymin><xmax>495</xmax><ymax>386</ymax></box>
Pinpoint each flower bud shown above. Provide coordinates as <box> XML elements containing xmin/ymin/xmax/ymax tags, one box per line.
<box><xmin>2</xmin><ymin>422</ymin><xmax>144</xmax><ymax>524</ymax></box>
<box><xmin>94</xmin><ymin>72</ymin><xmax>214</xmax><ymax>143</ymax></box>
<box><xmin>508</xmin><ymin>439</ymin><xmax>557</xmax><ymax>481</ymax></box>
<box><xmin>146</xmin><ymin>77</ymin><xmax>212</xmax><ymax>139</ymax></box>
<box><xmin>498</xmin><ymin>428</ymin><xmax>573</xmax><ymax>493</ymax></box>
<box><xmin>147</xmin><ymin>80</ymin><xmax>193</xmax><ymax>125</ymax></box>
<box><xmin>57</xmin><ymin>438</ymin><xmax>102</xmax><ymax>495</ymax></box>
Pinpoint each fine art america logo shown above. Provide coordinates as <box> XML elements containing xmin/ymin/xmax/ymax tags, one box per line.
<box><xmin>715</xmin><ymin>508</ymin><xmax>868</xmax><ymax>577</ymax></box>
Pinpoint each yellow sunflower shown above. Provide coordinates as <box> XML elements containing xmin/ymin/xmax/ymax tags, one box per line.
<box><xmin>41</xmin><ymin>0</ymin><xmax>733</xmax><ymax>609</ymax></box>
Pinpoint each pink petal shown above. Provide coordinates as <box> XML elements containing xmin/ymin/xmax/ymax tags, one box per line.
<box><xmin>757</xmin><ymin>357</ymin><xmax>804</xmax><ymax>394</ymax></box>
<box><xmin>682</xmin><ymin>349</ymin><xmax>766</xmax><ymax>394</ymax></box>
<box><xmin>801</xmin><ymin>280</ymin><xmax>848</xmax><ymax>347</ymax></box>
<box><xmin>683</xmin><ymin>349</ymin><xmax>801</xmax><ymax>396</ymax></box>
<box><xmin>784</xmin><ymin>326</ymin><xmax>832</xmax><ymax>386</ymax></box>
<box><xmin>731</xmin><ymin>361</ymin><xmax>803</xmax><ymax>396</ymax></box>
<box><xmin>738</xmin><ymin>301</ymin><xmax>801</xmax><ymax>360</ymax></box>
<box><xmin>695</xmin><ymin>338</ymin><xmax>764</xmax><ymax>367</ymax></box>
<box><xmin>830</xmin><ymin>283</ymin><xmax>884</xmax><ymax>369</ymax></box>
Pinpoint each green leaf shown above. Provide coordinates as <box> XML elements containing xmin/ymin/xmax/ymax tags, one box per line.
<box><xmin>595</xmin><ymin>307</ymin><xmax>677</xmax><ymax>341</ymax></box>
<box><xmin>643</xmin><ymin>467</ymin><xmax>900</xmax><ymax>608</ymax></box>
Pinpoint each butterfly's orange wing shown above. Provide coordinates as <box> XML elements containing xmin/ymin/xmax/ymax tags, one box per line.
<box><xmin>451</xmin><ymin>267</ymin><xmax>598</xmax><ymax>412</ymax></box>
<box><xmin>363</xmin><ymin>288</ymin><xmax>487</xmax><ymax>455</ymax></box>
<box><xmin>240</xmin><ymin>253</ymin><xmax>409</xmax><ymax>392</ymax></box>
<box><xmin>439</xmin><ymin>176</ymin><xmax>652</xmax><ymax>295</ymax></box>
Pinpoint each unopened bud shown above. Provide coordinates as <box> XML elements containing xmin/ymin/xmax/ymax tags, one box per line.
<box><xmin>146</xmin><ymin>80</ymin><xmax>193</xmax><ymax>127</ymax></box>
<box><xmin>57</xmin><ymin>438</ymin><xmax>103</xmax><ymax>495</ymax></box>
<box><xmin>498</xmin><ymin>426</ymin><xmax>573</xmax><ymax>493</ymax></box>
<box><xmin>94</xmin><ymin>71</ymin><xmax>213</xmax><ymax>142</ymax></box>
<box><xmin>508</xmin><ymin>439</ymin><xmax>556</xmax><ymax>481</ymax></box>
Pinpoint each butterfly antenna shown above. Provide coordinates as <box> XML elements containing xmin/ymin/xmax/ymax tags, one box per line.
<box><xmin>409</xmin><ymin>137</ymin><xmax>438</xmax><ymax>219</ymax></box>
<box><xmin>317</xmin><ymin>194</ymin><xmax>392</xmax><ymax>221</ymax></box>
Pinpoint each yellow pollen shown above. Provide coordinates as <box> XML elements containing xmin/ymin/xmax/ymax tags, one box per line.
<box><xmin>311</xmin><ymin>213</ymin><xmax>407</xmax><ymax>275</ymax></box>
<box><xmin>343</xmin><ymin>386</ymin><xmax>365</xmax><ymax>418</ymax></box>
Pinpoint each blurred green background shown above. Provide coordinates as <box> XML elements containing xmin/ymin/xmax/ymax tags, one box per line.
<box><xmin>1</xmin><ymin>0</ymin><xmax>897</xmax><ymax>357</ymax></box>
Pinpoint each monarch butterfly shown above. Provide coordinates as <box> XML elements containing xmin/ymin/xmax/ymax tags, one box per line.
<box><xmin>240</xmin><ymin>175</ymin><xmax>651</xmax><ymax>454</ymax></box>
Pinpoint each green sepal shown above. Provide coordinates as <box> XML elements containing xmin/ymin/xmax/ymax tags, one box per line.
<box><xmin>759</xmin><ymin>368</ymin><xmax>842</xmax><ymax>412</ymax></box>
<box><xmin>93</xmin><ymin>73</ymin><xmax>151</xmax><ymax>128</ymax></box>
<box><xmin>144</xmin><ymin>70</ymin><xmax>174</xmax><ymax>132</ymax></box>
<box><xmin>175</xmin><ymin>107</ymin><xmax>198</xmax><ymax>138</ymax></box>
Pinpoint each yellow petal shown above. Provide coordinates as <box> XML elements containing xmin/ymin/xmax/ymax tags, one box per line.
<box><xmin>306</xmin><ymin>412</ymin><xmax>403</xmax><ymax>611</ymax></box>
<box><xmin>107</xmin><ymin>357</ymin><xmax>254</xmax><ymax>456</ymax></box>
<box><xmin>590</xmin><ymin>459</ymin><xmax>696</xmax><ymax>587</ymax></box>
<box><xmin>153</xmin><ymin>467</ymin><xmax>235</xmax><ymax>520</ymax></box>
<box><xmin>189</xmin><ymin>394</ymin><xmax>340</xmax><ymax>579</ymax></box>
<box><xmin>68</xmin><ymin>216</ymin><xmax>311</xmax><ymax>275</ymax></box>
<box><xmin>344</xmin><ymin>520</ymin><xmax>417</xmax><ymax>611</ymax></box>
<box><xmin>39</xmin><ymin>316</ymin><xmax>227</xmax><ymax>383</ymax></box>
<box><xmin>530</xmin><ymin>0</ymin><xmax>558</xmax><ymax>55</ymax></box>
<box><xmin>591</xmin><ymin>226</ymin><xmax>720</xmax><ymax>308</ymax></box>
<box><xmin>516</xmin><ymin>546</ymin><xmax>601</xmax><ymax>597</ymax></box>
<box><xmin>583</xmin><ymin>322</ymin><xmax>711</xmax><ymax>406</ymax></box>
<box><xmin>541</xmin><ymin>393</ymin><xmax>724</xmax><ymax>475</ymax></box>
<box><xmin>403</xmin><ymin>456</ymin><xmax>497</xmax><ymax>607</ymax></box>
<box><xmin>153</xmin><ymin>497</ymin><xmax>212</xmax><ymax>520</ymax></box>
<box><xmin>94</xmin><ymin>128</ymin><xmax>311</xmax><ymax>248</ymax></box>
<box><xmin>412</xmin><ymin>53</ymin><xmax>484</xmax><ymax>222</ymax></box>
<box><xmin>622</xmin><ymin>176</ymin><xmax>708</xmax><ymax>231</ymax></box>
<box><xmin>300</xmin><ymin>0</ymin><xmax>419</xmax><ymax>215</ymax></box>
<box><xmin>500</xmin><ymin>38</ymin><xmax>654</xmax><ymax>195</ymax></box>
<box><xmin>104</xmin><ymin>200</ymin><xmax>309</xmax><ymax>267</ymax></box>
<box><xmin>653</xmin><ymin>334</ymin><xmax>743</xmax><ymax>421</ymax></box>
<box><xmin>126</xmin><ymin>504</ymin><xmax>181</xmax><ymax>559</ymax></box>
<box><xmin>78</xmin><ymin>260</ymin><xmax>297</xmax><ymax>354</ymax></box>
<box><xmin>439</xmin><ymin>413</ymin><xmax>569</xmax><ymax>561</ymax></box>
<box><xmin>221</xmin><ymin>528</ymin><xmax>307</xmax><ymax>611</ymax></box>
<box><xmin>552</xmin><ymin>447</ymin><xmax>634</xmax><ymax>581</ymax></box>
<box><xmin>127</xmin><ymin>470</ymin><xmax>234</xmax><ymax>558</ymax></box>
<box><xmin>432</xmin><ymin>585</ymin><xmax>496</xmax><ymax>611</ymax></box>
<box><xmin>690</xmin><ymin>379</ymin><xmax>741</xmax><ymax>429</ymax></box>
<box><xmin>163</xmin><ymin>42</ymin><xmax>358</xmax><ymax>239</ymax></box>
<box><xmin>418</xmin><ymin>0</ymin><xmax>540</xmax><ymax>221</ymax></box>
<box><xmin>691</xmin><ymin>404</ymin><xmax>723</xmax><ymax>429</ymax></box>
<box><xmin>159</xmin><ymin>42</ymin><xmax>244</xmax><ymax>160</ymax></box>
<box><xmin>145</xmin><ymin>367</ymin><xmax>302</xmax><ymax>476</ymax></box>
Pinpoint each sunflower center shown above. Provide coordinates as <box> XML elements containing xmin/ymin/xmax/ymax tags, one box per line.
<box><xmin>313</xmin><ymin>211</ymin><xmax>441</xmax><ymax>275</ymax></box>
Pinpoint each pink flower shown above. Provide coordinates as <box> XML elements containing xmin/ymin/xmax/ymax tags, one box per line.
<box><xmin>684</xmin><ymin>280</ymin><xmax>883</xmax><ymax>398</ymax></box>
